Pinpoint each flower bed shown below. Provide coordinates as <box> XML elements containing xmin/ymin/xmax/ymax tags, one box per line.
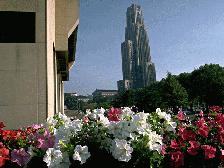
<box><xmin>0</xmin><ymin>106</ymin><xmax>224</xmax><ymax>167</ymax></box>
<box><xmin>162</xmin><ymin>106</ymin><xmax>224</xmax><ymax>168</ymax></box>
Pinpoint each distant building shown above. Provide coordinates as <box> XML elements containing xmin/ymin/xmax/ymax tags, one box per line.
<box><xmin>117</xmin><ymin>80</ymin><xmax>132</xmax><ymax>93</ymax></box>
<box><xmin>118</xmin><ymin>4</ymin><xmax>156</xmax><ymax>92</ymax></box>
<box><xmin>77</xmin><ymin>95</ymin><xmax>91</xmax><ymax>103</ymax></box>
<box><xmin>65</xmin><ymin>92</ymin><xmax>78</xmax><ymax>97</ymax></box>
<box><xmin>0</xmin><ymin>0</ymin><xmax>79</xmax><ymax>129</ymax></box>
<box><xmin>92</xmin><ymin>89</ymin><xmax>118</xmax><ymax>101</ymax></box>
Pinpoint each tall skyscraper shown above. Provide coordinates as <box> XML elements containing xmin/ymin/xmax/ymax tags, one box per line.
<box><xmin>117</xmin><ymin>4</ymin><xmax>156</xmax><ymax>92</ymax></box>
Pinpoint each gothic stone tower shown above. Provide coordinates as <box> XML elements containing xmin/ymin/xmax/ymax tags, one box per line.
<box><xmin>118</xmin><ymin>4</ymin><xmax>156</xmax><ymax>91</ymax></box>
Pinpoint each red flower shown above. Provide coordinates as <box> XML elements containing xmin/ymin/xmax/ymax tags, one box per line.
<box><xmin>187</xmin><ymin>141</ymin><xmax>200</xmax><ymax>156</ymax></box>
<box><xmin>218</xmin><ymin>131</ymin><xmax>224</xmax><ymax>145</ymax></box>
<box><xmin>210</xmin><ymin>106</ymin><xmax>221</xmax><ymax>113</ymax></box>
<box><xmin>0</xmin><ymin>147</ymin><xmax>9</xmax><ymax>167</ymax></box>
<box><xmin>0</xmin><ymin>122</ymin><xmax>5</xmax><ymax>129</ymax></box>
<box><xmin>178</xmin><ymin>127</ymin><xmax>196</xmax><ymax>141</ymax></box>
<box><xmin>215</xmin><ymin>113</ymin><xmax>224</xmax><ymax>125</ymax></box>
<box><xmin>196</xmin><ymin>118</ymin><xmax>206</xmax><ymax>127</ymax></box>
<box><xmin>170</xmin><ymin>151</ymin><xmax>184</xmax><ymax>167</ymax></box>
<box><xmin>177</xmin><ymin>111</ymin><xmax>185</xmax><ymax>121</ymax></box>
<box><xmin>107</xmin><ymin>107</ymin><xmax>122</xmax><ymax>122</ymax></box>
<box><xmin>197</xmin><ymin>125</ymin><xmax>209</xmax><ymax>138</ymax></box>
<box><xmin>201</xmin><ymin>145</ymin><xmax>216</xmax><ymax>159</ymax></box>
<box><xmin>170</xmin><ymin>140</ymin><xmax>179</xmax><ymax>150</ymax></box>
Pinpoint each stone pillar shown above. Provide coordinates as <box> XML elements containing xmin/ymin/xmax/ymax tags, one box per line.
<box><xmin>61</xmin><ymin>81</ymin><xmax>64</xmax><ymax>114</ymax></box>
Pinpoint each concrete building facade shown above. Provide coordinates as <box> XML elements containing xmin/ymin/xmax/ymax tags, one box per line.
<box><xmin>118</xmin><ymin>4</ymin><xmax>156</xmax><ymax>92</ymax></box>
<box><xmin>0</xmin><ymin>0</ymin><xmax>79</xmax><ymax>129</ymax></box>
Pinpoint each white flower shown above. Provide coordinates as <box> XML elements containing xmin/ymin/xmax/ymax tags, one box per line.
<box><xmin>108</xmin><ymin>121</ymin><xmax>135</xmax><ymax>140</ymax></box>
<box><xmin>149</xmin><ymin>143</ymin><xmax>162</xmax><ymax>153</ymax></box>
<box><xmin>110</xmin><ymin>139</ymin><xmax>133</xmax><ymax>162</ymax></box>
<box><xmin>93</xmin><ymin>107</ymin><xmax>105</xmax><ymax>114</ymax></box>
<box><xmin>69</xmin><ymin>119</ymin><xmax>83</xmax><ymax>132</ymax></box>
<box><xmin>47</xmin><ymin>117</ymin><xmax>58</xmax><ymax>127</ymax></box>
<box><xmin>54</xmin><ymin>125</ymin><xmax>71</xmax><ymax>147</ymax></box>
<box><xmin>121</xmin><ymin>107</ymin><xmax>134</xmax><ymax>120</ymax></box>
<box><xmin>86</xmin><ymin>109</ymin><xmax>91</xmax><ymax>115</ymax></box>
<box><xmin>146</xmin><ymin>131</ymin><xmax>163</xmax><ymax>152</ymax></box>
<box><xmin>87</xmin><ymin>112</ymin><xmax>98</xmax><ymax>120</ymax></box>
<box><xmin>166</xmin><ymin>121</ymin><xmax>177</xmax><ymax>132</ymax></box>
<box><xmin>58</xmin><ymin>112</ymin><xmax>70</xmax><ymax>124</ymax></box>
<box><xmin>43</xmin><ymin>148</ymin><xmax>63</xmax><ymax>168</ymax></box>
<box><xmin>133</xmin><ymin>112</ymin><xmax>149</xmax><ymax>123</ymax></box>
<box><xmin>98</xmin><ymin>114</ymin><xmax>110</xmax><ymax>126</ymax></box>
<box><xmin>156</xmin><ymin>108</ymin><xmax>162</xmax><ymax>113</ymax></box>
<box><xmin>55</xmin><ymin>152</ymin><xmax>70</xmax><ymax>168</ymax></box>
<box><xmin>27</xmin><ymin>146</ymin><xmax>35</xmax><ymax>157</ymax></box>
<box><xmin>73</xmin><ymin>145</ymin><xmax>91</xmax><ymax>164</ymax></box>
<box><xmin>156</xmin><ymin>108</ymin><xmax>172</xmax><ymax>121</ymax></box>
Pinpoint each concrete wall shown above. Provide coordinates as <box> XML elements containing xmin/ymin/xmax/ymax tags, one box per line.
<box><xmin>0</xmin><ymin>0</ymin><xmax>79</xmax><ymax>129</ymax></box>
<box><xmin>0</xmin><ymin>0</ymin><xmax>47</xmax><ymax>128</ymax></box>
<box><xmin>55</xmin><ymin>0</ymin><xmax>79</xmax><ymax>51</ymax></box>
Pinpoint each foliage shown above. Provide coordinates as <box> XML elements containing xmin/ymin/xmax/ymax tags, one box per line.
<box><xmin>113</xmin><ymin>64</ymin><xmax>224</xmax><ymax>113</ymax></box>
<box><xmin>190</xmin><ymin>64</ymin><xmax>224</xmax><ymax>107</ymax></box>
<box><xmin>64</xmin><ymin>94</ymin><xmax>80</xmax><ymax>110</ymax></box>
<box><xmin>160</xmin><ymin>73</ymin><xmax>188</xmax><ymax>110</ymax></box>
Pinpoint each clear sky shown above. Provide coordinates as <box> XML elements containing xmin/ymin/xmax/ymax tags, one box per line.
<box><xmin>64</xmin><ymin>0</ymin><xmax>224</xmax><ymax>95</ymax></box>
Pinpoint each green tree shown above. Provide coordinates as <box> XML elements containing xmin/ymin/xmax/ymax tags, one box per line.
<box><xmin>112</xmin><ymin>89</ymin><xmax>135</xmax><ymax>107</ymax></box>
<box><xmin>64</xmin><ymin>94</ymin><xmax>79</xmax><ymax>110</ymax></box>
<box><xmin>191</xmin><ymin>64</ymin><xmax>224</xmax><ymax>108</ymax></box>
<box><xmin>161</xmin><ymin>73</ymin><xmax>188</xmax><ymax>110</ymax></box>
<box><xmin>134</xmin><ymin>82</ymin><xmax>163</xmax><ymax>113</ymax></box>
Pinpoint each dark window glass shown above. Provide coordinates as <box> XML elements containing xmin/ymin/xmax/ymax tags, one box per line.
<box><xmin>0</xmin><ymin>11</ymin><xmax>35</xmax><ymax>43</ymax></box>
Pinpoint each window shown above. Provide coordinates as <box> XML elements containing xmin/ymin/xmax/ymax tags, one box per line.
<box><xmin>0</xmin><ymin>11</ymin><xmax>35</xmax><ymax>43</ymax></box>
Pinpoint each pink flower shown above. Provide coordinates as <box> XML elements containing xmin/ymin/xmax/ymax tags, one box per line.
<box><xmin>178</xmin><ymin>127</ymin><xmax>196</xmax><ymax>141</ymax></box>
<box><xmin>187</xmin><ymin>141</ymin><xmax>200</xmax><ymax>156</ymax></box>
<box><xmin>199</xmin><ymin>111</ymin><xmax>204</xmax><ymax>117</ymax></box>
<box><xmin>197</xmin><ymin>125</ymin><xmax>209</xmax><ymax>138</ymax></box>
<box><xmin>170</xmin><ymin>151</ymin><xmax>184</xmax><ymax>167</ymax></box>
<box><xmin>34</xmin><ymin>129</ymin><xmax>55</xmax><ymax>150</ymax></box>
<box><xmin>177</xmin><ymin>111</ymin><xmax>185</xmax><ymax>121</ymax></box>
<box><xmin>201</xmin><ymin>145</ymin><xmax>216</xmax><ymax>159</ymax></box>
<box><xmin>161</xmin><ymin>145</ymin><xmax>166</xmax><ymax>156</ymax></box>
<box><xmin>11</xmin><ymin>148</ymin><xmax>30</xmax><ymax>166</ymax></box>
<box><xmin>107</xmin><ymin>107</ymin><xmax>122</xmax><ymax>121</ymax></box>
<box><xmin>82</xmin><ymin>116</ymin><xmax>89</xmax><ymax>124</ymax></box>
<box><xmin>31</xmin><ymin>124</ymin><xmax>43</xmax><ymax>130</ymax></box>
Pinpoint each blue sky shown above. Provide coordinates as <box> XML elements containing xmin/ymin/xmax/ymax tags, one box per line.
<box><xmin>64</xmin><ymin>0</ymin><xmax>224</xmax><ymax>95</ymax></box>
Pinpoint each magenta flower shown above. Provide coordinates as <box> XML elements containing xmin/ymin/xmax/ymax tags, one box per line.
<box><xmin>35</xmin><ymin>130</ymin><xmax>55</xmax><ymax>150</ymax></box>
<box><xmin>107</xmin><ymin>107</ymin><xmax>122</xmax><ymax>121</ymax></box>
<box><xmin>11</xmin><ymin>148</ymin><xmax>30</xmax><ymax>166</ymax></box>
<box><xmin>177</xmin><ymin>111</ymin><xmax>185</xmax><ymax>121</ymax></box>
<box><xmin>31</xmin><ymin>124</ymin><xmax>43</xmax><ymax>130</ymax></box>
